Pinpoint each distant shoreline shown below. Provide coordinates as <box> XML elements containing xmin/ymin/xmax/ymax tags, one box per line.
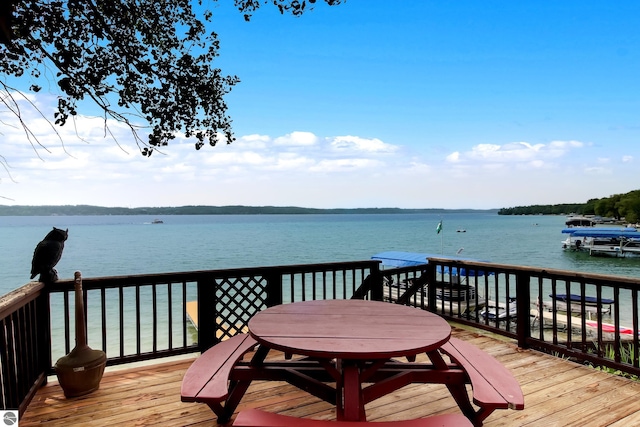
<box><xmin>0</xmin><ymin>205</ymin><xmax>498</xmax><ymax>216</ymax></box>
<box><xmin>0</xmin><ymin>205</ymin><xmax>499</xmax><ymax>216</ymax></box>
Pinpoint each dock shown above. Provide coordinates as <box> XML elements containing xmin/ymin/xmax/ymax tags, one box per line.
<box><xmin>185</xmin><ymin>301</ymin><xmax>248</xmax><ymax>336</ymax></box>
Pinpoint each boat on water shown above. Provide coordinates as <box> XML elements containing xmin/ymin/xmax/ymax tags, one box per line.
<box><xmin>553</xmin><ymin>293</ymin><xmax>614</xmax><ymax>308</ymax></box>
<box><xmin>542</xmin><ymin>293</ymin><xmax>614</xmax><ymax>319</ymax></box>
<box><xmin>565</xmin><ymin>216</ymin><xmax>596</xmax><ymax>227</ymax></box>
<box><xmin>533</xmin><ymin>296</ymin><xmax>637</xmax><ymax>338</ymax></box>
<box><xmin>480</xmin><ymin>298</ymin><xmax>517</xmax><ymax>321</ymax></box>
<box><xmin>151</xmin><ymin>219</ymin><xmax>164</xmax><ymax>224</ymax></box>
<box><xmin>561</xmin><ymin>227</ymin><xmax>640</xmax><ymax>257</ymax></box>
<box><xmin>564</xmin><ymin>215</ymin><xmax>618</xmax><ymax>228</ymax></box>
<box><xmin>371</xmin><ymin>251</ymin><xmax>490</xmax><ymax>275</ymax></box>
<box><xmin>583</xmin><ymin>320</ymin><xmax>638</xmax><ymax>336</ymax></box>
<box><xmin>372</xmin><ymin>251</ymin><xmax>489</xmax><ymax>315</ymax></box>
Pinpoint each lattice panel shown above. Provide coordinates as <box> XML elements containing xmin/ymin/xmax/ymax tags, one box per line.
<box><xmin>215</xmin><ymin>276</ymin><xmax>268</xmax><ymax>340</ymax></box>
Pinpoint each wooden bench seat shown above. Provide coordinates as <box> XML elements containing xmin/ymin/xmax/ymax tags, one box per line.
<box><xmin>233</xmin><ymin>408</ymin><xmax>473</xmax><ymax>427</ymax></box>
<box><xmin>181</xmin><ymin>333</ymin><xmax>522</xmax><ymax>426</ymax></box>
<box><xmin>439</xmin><ymin>337</ymin><xmax>524</xmax><ymax>426</ymax></box>
<box><xmin>181</xmin><ymin>333</ymin><xmax>258</xmax><ymax>422</ymax></box>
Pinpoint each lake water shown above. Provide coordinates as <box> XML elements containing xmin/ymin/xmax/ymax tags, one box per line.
<box><xmin>5</xmin><ymin>212</ymin><xmax>640</xmax><ymax>360</ymax></box>
<box><xmin>2</xmin><ymin>212</ymin><xmax>640</xmax><ymax>297</ymax></box>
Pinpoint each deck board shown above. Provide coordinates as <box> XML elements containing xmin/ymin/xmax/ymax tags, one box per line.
<box><xmin>20</xmin><ymin>327</ymin><xmax>640</xmax><ymax>426</ymax></box>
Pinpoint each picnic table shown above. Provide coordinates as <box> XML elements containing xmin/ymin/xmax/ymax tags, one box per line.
<box><xmin>249</xmin><ymin>299</ymin><xmax>452</xmax><ymax>421</ymax></box>
<box><xmin>181</xmin><ymin>299</ymin><xmax>524</xmax><ymax>426</ymax></box>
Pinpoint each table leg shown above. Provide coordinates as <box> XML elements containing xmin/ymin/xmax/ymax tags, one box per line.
<box><xmin>429</xmin><ymin>349</ymin><xmax>476</xmax><ymax>421</ymax></box>
<box><xmin>340</xmin><ymin>362</ymin><xmax>365</xmax><ymax>421</ymax></box>
<box><xmin>219</xmin><ymin>344</ymin><xmax>270</xmax><ymax>423</ymax></box>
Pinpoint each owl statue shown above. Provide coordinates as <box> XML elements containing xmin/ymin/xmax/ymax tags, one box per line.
<box><xmin>30</xmin><ymin>227</ymin><xmax>68</xmax><ymax>282</ymax></box>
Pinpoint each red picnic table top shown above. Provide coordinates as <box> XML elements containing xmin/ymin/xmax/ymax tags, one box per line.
<box><xmin>248</xmin><ymin>299</ymin><xmax>451</xmax><ymax>359</ymax></box>
<box><xmin>248</xmin><ymin>299</ymin><xmax>452</xmax><ymax>421</ymax></box>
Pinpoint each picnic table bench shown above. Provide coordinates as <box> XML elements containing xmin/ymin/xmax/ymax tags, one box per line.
<box><xmin>439</xmin><ymin>337</ymin><xmax>524</xmax><ymax>426</ymax></box>
<box><xmin>180</xmin><ymin>302</ymin><xmax>524</xmax><ymax>426</ymax></box>
<box><xmin>180</xmin><ymin>334</ymin><xmax>258</xmax><ymax>422</ymax></box>
<box><xmin>181</xmin><ymin>333</ymin><xmax>523</xmax><ymax>426</ymax></box>
<box><xmin>233</xmin><ymin>408</ymin><xmax>473</xmax><ymax>426</ymax></box>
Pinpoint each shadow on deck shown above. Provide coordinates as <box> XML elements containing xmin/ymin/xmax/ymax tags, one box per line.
<box><xmin>20</xmin><ymin>327</ymin><xmax>640</xmax><ymax>427</ymax></box>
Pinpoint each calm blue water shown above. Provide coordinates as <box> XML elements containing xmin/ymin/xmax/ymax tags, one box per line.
<box><xmin>2</xmin><ymin>212</ymin><xmax>640</xmax><ymax>296</ymax></box>
<box><xmin>5</xmin><ymin>213</ymin><xmax>640</xmax><ymax>360</ymax></box>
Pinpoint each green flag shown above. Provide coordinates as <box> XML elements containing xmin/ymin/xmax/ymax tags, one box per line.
<box><xmin>436</xmin><ymin>220</ymin><xmax>442</xmax><ymax>234</ymax></box>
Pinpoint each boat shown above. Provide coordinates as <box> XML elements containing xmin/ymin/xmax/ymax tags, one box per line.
<box><xmin>553</xmin><ymin>293</ymin><xmax>614</xmax><ymax>308</ymax></box>
<box><xmin>584</xmin><ymin>320</ymin><xmax>638</xmax><ymax>336</ymax></box>
<box><xmin>542</xmin><ymin>294</ymin><xmax>614</xmax><ymax>319</ymax></box>
<box><xmin>564</xmin><ymin>215</ymin><xmax>618</xmax><ymax>228</ymax></box>
<box><xmin>480</xmin><ymin>298</ymin><xmax>517</xmax><ymax>320</ymax></box>
<box><xmin>565</xmin><ymin>216</ymin><xmax>596</xmax><ymax>228</ymax></box>
<box><xmin>383</xmin><ymin>283</ymin><xmax>484</xmax><ymax>315</ymax></box>
<box><xmin>372</xmin><ymin>251</ymin><xmax>489</xmax><ymax>315</ymax></box>
<box><xmin>561</xmin><ymin>227</ymin><xmax>640</xmax><ymax>257</ymax></box>
<box><xmin>371</xmin><ymin>251</ymin><xmax>490</xmax><ymax>276</ymax></box>
<box><xmin>531</xmin><ymin>307</ymin><xmax>638</xmax><ymax>338</ymax></box>
<box><xmin>151</xmin><ymin>219</ymin><xmax>164</xmax><ymax>224</ymax></box>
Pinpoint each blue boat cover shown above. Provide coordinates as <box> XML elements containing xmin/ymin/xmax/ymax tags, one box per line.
<box><xmin>371</xmin><ymin>251</ymin><xmax>491</xmax><ymax>276</ymax></box>
<box><xmin>552</xmin><ymin>294</ymin><xmax>615</xmax><ymax>304</ymax></box>
<box><xmin>562</xmin><ymin>228</ymin><xmax>639</xmax><ymax>238</ymax></box>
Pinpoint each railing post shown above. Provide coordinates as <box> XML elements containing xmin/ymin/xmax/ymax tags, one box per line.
<box><xmin>197</xmin><ymin>277</ymin><xmax>218</xmax><ymax>352</ymax></box>
<box><xmin>352</xmin><ymin>264</ymin><xmax>383</xmax><ymax>301</ymax></box>
<box><xmin>426</xmin><ymin>261</ymin><xmax>437</xmax><ymax>312</ymax></box>
<box><xmin>264</xmin><ymin>269</ymin><xmax>283</xmax><ymax>307</ymax></box>
<box><xmin>515</xmin><ymin>271</ymin><xmax>531</xmax><ymax>348</ymax></box>
<box><xmin>38</xmin><ymin>289</ymin><xmax>53</xmax><ymax>379</ymax></box>
<box><xmin>369</xmin><ymin>263</ymin><xmax>383</xmax><ymax>301</ymax></box>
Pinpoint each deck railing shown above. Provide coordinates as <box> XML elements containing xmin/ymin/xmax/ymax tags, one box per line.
<box><xmin>383</xmin><ymin>257</ymin><xmax>640</xmax><ymax>377</ymax></box>
<box><xmin>3</xmin><ymin>257</ymin><xmax>640</xmax><ymax>417</ymax></box>
<box><xmin>0</xmin><ymin>282</ymin><xmax>50</xmax><ymax>415</ymax></box>
<box><xmin>1</xmin><ymin>260</ymin><xmax>379</xmax><ymax>416</ymax></box>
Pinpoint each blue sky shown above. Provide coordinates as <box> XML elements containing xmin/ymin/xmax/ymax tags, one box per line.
<box><xmin>1</xmin><ymin>0</ymin><xmax>639</xmax><ymax>209</ymax></box>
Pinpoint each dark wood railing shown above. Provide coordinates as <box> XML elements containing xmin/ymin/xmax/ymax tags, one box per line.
<box><xmin>384</xmin><ymin>257</ymin><xmax>640</xmax><ymax>377</ymax></box>
<box><xmin>0</xmin><ymin>282</ymin><xmax>51</xmax><ymax>415</ymax></box>
<box><xmin>1</xmin><ymin>260</ymin><xmax>379</xmax><ymax>416</ymax></box>
<box><xmin>3</xmin><ymin>257</ymin><xmax>640</xmax><ymax>417</ymax></box>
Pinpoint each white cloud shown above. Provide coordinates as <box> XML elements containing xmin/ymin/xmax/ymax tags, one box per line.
<box><xmin>274</xmin><ymin>131</ymin><xmax>318</xmax><ymax>146</ymax></box>
<box><xmin>309</xmin><ymin>158</ymin><xmax>382</xmax><ymax>172</ymax></box>
<box><xmin>329</xmin><ymin>136</ymin><xmax>398</xmax><ymax>154</ymax></box>
<box><xmin>446</xmin><ymin>140</ymin><xmax>585</xmax><ymax>166</ymax></box>
<box><xmin>0</xmin><ymin>93</ymin><xmax>635</xmax><ymax>209</ymax></box>
<box><xmin>446</xmin><ymin>152</ymin><xmax>460</xmax><ymax>163</ymax></box>
<box><xmin>234</xmin><ymin>134</ymin><xmax>270</xmax><ymax>149</ymax></box>
<box><xmin>585</xmin><ymin>166</ymin><xmax>613</xmax><ymax>175</ymax></box>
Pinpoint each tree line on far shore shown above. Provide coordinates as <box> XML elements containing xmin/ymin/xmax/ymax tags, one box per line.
<box><xmin>0</xmin><ymin>205</ymin><xmax>496</xmax><ymax>216</ymax></box>
<box><xmin>498</xmin><ymin>189</ymin><xmax>640</xmax><ymax>223</ymax></box>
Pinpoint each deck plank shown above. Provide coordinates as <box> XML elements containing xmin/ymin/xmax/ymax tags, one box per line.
<box><xmin>20</xmin><ymin>327</ymin><xmax>640</xmax><ymax>427</ymax></box>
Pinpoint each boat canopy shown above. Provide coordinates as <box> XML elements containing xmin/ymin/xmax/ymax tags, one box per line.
<box><xmin>551</xmin><ymin>294</ymin><xmax>615</xmax><ymax>305</ymax></box>
<box><xmin>565</xmin><ymin>228</ymin><xmax>638</xmax><ymax>238</ymax></box>
<box><xmin>562</xmin><ymin>227</ymin><xmax>640</xmax><ymax>237</ymax></box>
<box><xmin>565</xmin><ymin>217</ymin><xmax>595</xmax><ymax>227</ymax></box>
<box><xmin>371</xmin><ymin>251</ymin><xmax>491</xmax><ymax>276</ymax></box>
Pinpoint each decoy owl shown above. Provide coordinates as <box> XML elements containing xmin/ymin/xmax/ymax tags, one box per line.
<box><xmin>30</xmin><ymin>227</ymin><xmax>68</xmax><ymax>282</ymax></box>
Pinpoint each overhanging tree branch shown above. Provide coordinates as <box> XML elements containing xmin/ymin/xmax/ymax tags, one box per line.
<box><xmin>0</xmin><ymin>0</ymin><xmax>343</xmax><ymax>158</ymax></box>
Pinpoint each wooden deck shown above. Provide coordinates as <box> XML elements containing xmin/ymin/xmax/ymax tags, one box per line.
<box><xmin>20</xmin><ymin>326</ymin><xmax>640</xmax><ymax>427</ymax></box>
